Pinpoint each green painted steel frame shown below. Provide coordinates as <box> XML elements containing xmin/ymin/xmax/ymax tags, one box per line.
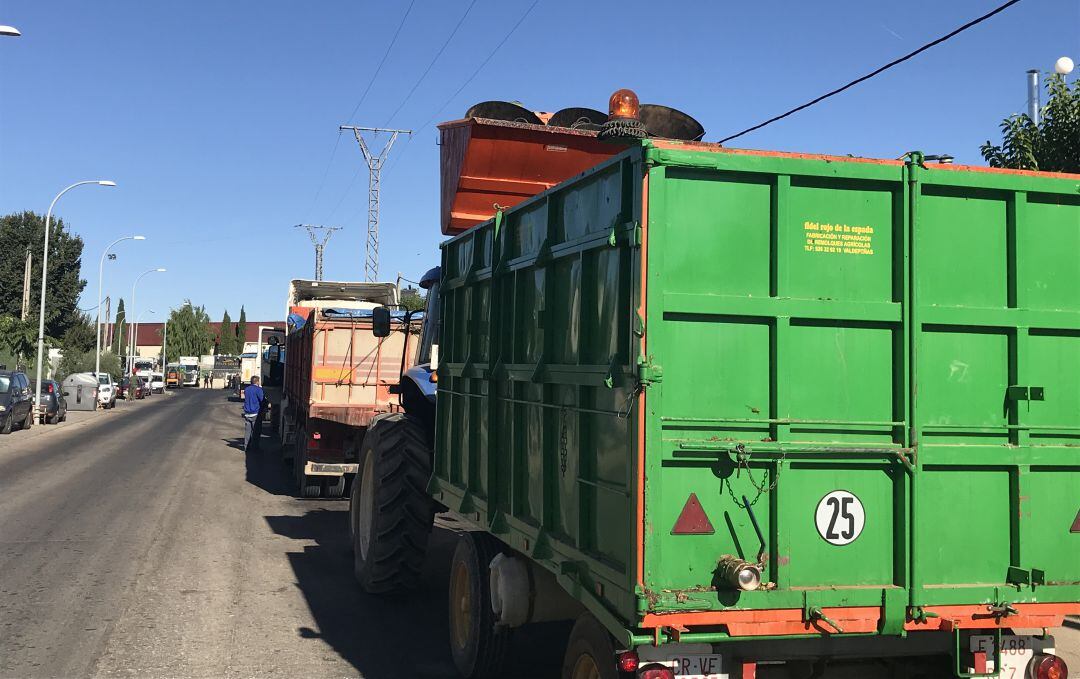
<box><xmin>433</xmin><ymin>140</ymin><xmax>1080</xmax><ymax>650</ymax></box>
<box><xmin>435</xmin><ymin>150</ymin><xmax>648</xmax><ymax>631</ymax></box>
<box><xmin>640</xmin><ymin>143</ymin><xmax>1080</xmax><ymax>625</ymax></box>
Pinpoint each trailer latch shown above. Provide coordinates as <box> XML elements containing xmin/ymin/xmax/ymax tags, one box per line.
<box><xmin>804</xmin><ymin>606</ymin><xmax>844</xmax><ymax>634</ymax></box>
<box><xmin>985</xmin><ymin>602</ymin><xmax>1018</xmax><ymax>619</ymax></box>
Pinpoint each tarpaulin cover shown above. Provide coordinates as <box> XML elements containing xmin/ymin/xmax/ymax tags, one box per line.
<box><xmin>320</xmin><ymin>308</ymin><xmax>421</xmax><ymax>322</ymax></box>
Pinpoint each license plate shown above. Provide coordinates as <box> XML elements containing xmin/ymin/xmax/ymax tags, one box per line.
<box><xmin>969</xmin><ymin>635</ymin><xmax>1037</xmax><ymax>677</ymax></box>
<box><xmin>668</xmin><ymin>654</ymin><xmax>724</xmax><ymax>679</ymax></box>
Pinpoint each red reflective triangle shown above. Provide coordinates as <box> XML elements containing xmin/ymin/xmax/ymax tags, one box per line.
<box><xmin>1071</xmin><ymin>509</ymin><xmax>1080</xmax><ymax>533</ymax></box>
<box><xmin>671</xmin><ymin>493</ymin><xmax>715</xmax><ymax>535</ymax></box>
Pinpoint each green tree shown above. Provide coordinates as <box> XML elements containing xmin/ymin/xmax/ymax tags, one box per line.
<box><xmin>62</xmin><ymin>312</ymin><xmax>97</xmax><ymax>353</ymax></box>
<box><xmin>113</xmin><ymin>298</ymin><xmax>128</xmax><ymax>355</ymax></box>
<box><xmin>59</xmin><ymin>349</ymin><xmax>121</xmax><ymax>382</ymax></box>
<box><xmin>400</xmin><ymin>287</ymin><xmax>426</xmax><ymax>312</ymax></box>
<box><xmin>981</xmin><ymin>74</ymin><xmax>1079</xmax><ymax>173</ymax></box>
<box><xmin>0</xmin><ymin>315</ymin><xmax>37</xmax><ymax>367</ymax></box>
<box><xmin>0</xmin><ymin>212</ymin><xmax>87</xmax><ymax>340</ymax></box>
<box><xmin>162</xmin><ymin>301</ymin><xmax>212</xmax><ymax>364</ymax></box>
<box><xmin>219</xmin><ymin>309</ymin><xmax>234</xmax><ymax>355</ymax></box>
<box><xmin>236</xmin><ymin>306</ymin><xmax>247</xmax><ymax>353</ymax></box>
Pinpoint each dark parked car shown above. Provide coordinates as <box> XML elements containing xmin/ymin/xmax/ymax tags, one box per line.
<box><xmin>119</xmin><ymin>376</ymin><xmax>148</xmax><ymax>400</ymax></box>
<box><xmin>0</xmin><ymin>369</ymin><xmax>35</xmax><ymax>434</ymax></box>
<box><xmin>38</xmin><ymin>379</ymin><xmax>67</xmax><ymax>424</ymax></box>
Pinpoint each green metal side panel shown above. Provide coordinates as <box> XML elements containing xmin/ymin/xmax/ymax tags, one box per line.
<box><xmin>433</xmin><ymin>139</ymin><xmax>1080</xmax><ymax>642</ymax></box>
<box><xmin>641</xmin><ymin>144</ymin><xmax>1080</xmax><ymax>622</ymax></box>
<box><xmin>434</xmin><ymin>152</ymin><xmax>647</xmax><ymax>626</ymax></box>
<box><xmin>642</xmin><ymin>147</ymin><xmax>911</xmax><ymax>616</ymax></box>
<box><xmin>911</xmin><ymin>164</ymin><xmax>1080</xmax><ymax>606</ymax></box>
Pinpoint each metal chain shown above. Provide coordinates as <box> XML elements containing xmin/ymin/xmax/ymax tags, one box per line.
<box><xmin>558</xmin><ymin>407</ymin><xmax>569</xmax><ymax>477</ymax></box>
<box><xmin>726</xmin><ymin>444</ymin><xmax>785</xmax><ymax>508</ymax></box>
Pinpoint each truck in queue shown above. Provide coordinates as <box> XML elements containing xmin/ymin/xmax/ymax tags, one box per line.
<box><xmin>347</xmin><ymin>93</ymin><xmax>1080</xmax><ymax>678</ymax></box>
<box><xmin>278</xmin><ymin>280</ymin><xmax>412</xmax><ymax>498</ymax></box>
<box><xmin>179</xmin><ymin>356</ymin><xmax>200</xmax><ymax>387</ymax></box>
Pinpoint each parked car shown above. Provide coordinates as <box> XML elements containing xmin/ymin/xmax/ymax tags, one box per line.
<box><xmin>118</xmin><ymin>377</ymin><xmax>147</xmax><ymax>400</ymax></box>
<box><xmin>95</xmin><ymin>373</ymin><xmax>116</xmax><ymax>409</ymax></box>
<box><xmin>0</xmin><ymin>369</ymin><xmax>35</xmax><ymax>434</ymax></box>
<box><xmin>37</xmin><ymin>379</ymin><xmax>67</xmax><ymax>424</ymax></box>
<box><xmin>149</xmin><ymin>373</ymin><xmax>165</xmax><ymax>394</ymax></box>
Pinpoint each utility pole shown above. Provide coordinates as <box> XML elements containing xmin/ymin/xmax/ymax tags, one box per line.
<box><xmin>20</xmin><ymin>248</ymin><xmax>31</xmax><ymax>320</ymax></box>
<box><xmin>295</xmin><ymin>224</ymin><xmax>341</xmax><ymax>281</ymax></box>
<box><xmin>340</xmin><ymin>125</ymin><xmax>411</xmax><ymax>282</ymax></box>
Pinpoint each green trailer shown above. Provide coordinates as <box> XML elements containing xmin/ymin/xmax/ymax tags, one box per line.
<box><xmin>353</xmin><ymin>129</ymin><xmax>1080</xmax><ymax>677</ymax></box>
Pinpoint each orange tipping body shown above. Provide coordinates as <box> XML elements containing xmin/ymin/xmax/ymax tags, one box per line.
<box><xmin>438</xmin><ymin>117</ymin><xmax>620</xmax><ymax>235</ymax></box>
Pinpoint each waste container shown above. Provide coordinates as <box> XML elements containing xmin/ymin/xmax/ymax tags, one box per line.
<box><xmin>62</xmin><ymin>373</ymin><xmax>99</xmax><ymax>411</ymax></box>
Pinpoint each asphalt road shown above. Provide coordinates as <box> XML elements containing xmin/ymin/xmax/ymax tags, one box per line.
<box><xmin>0</xmin><ymin>388</ymin><xmax>1076</xmax><ymax>678</ymax></box>
<box><xmin>0</xmin><ymin>388</ymin><xmax>566</xmax><ymax>679</ymax></box>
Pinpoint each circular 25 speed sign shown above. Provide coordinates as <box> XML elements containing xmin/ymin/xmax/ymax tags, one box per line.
<box><xmin>815</xmin><ymin>490</ymin><xmax>865</xmax><ymax>545</ymax></box>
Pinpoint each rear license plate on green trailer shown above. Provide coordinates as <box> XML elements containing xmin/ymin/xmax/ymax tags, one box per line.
<box><xmin>668</xmin><ymin>655</ymin><xmax>724</xmax><ymax>679</ymax></box>
<box><xmin>970</xmin><ymin>636</ymin><xmax>1037</xmax><ymax>677</ymax></box>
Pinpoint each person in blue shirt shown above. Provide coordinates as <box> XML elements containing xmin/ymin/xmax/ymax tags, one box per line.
<box><xmin>242</xmin><ymin>376</ymin><xmax>266</xmax><ymax>451</ymax></box>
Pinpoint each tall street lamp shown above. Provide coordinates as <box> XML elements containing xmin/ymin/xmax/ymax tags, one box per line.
<box><xmin>34</xmin><ymin>180</ymin><xmax>116</xmax><ymax>412</ymax></box>
<box><xmin>131</xmin><ymin>309</ymin><xmax>155</xmax><ymax>367</ymax></box>
<box><xmin>96</xmin><ymin>235</ymin><xmax>145</xmax><ymax>376</ymax></box>
<box><xmin>128</xmin><ymin>267</ymin><xmax>165</xmax><ymax>374</ymax></box>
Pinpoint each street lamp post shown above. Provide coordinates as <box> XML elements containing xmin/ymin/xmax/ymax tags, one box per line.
<box><xmin>131</xmin><ymin>309</ymin><xmax>155</xmax><ymax>370</ymax></box>
<box><xmin>127</xmin><ymin>267</ymin><xmax>166</xmax><ymax>375</ymax></box>
<box><xmin>96</xmin><ymin>235</ymin><xmax>145</xmax><ymax>377</ymax></box>
<box><xmin>33</xmin><ymin>180</ymin><xmax>116</xmax><ymax>415</ymax></box>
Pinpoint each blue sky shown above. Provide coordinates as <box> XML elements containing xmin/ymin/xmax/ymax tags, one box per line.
<box><xmin>0</xmin><ymin>0</ymin><xmax>1076</xmax><ymax>322</ymax></box>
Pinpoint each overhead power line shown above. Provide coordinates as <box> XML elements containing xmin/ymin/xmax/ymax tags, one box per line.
<box><xmin>303</xmin><ymin>132</ymin><xmax>342</xmax><ymax>222</ymax></box>
<box><xmin>417</xmin><ymin>0</ymin><xmax>541</xmax><ymax>133</ymax></box>
<box><xmin>718</xmin><ymin>0</ymin><xmax>1025</xmax><ymax>144</ymax></box>
<box><xmin>383</xmin><ymin>0</ymin><xmax>479</xmax><ymax>128</ymax></box>
<box><xmin>305</xmin><ymin>0</ymin><xmax>416</xmax><ymax>221</ymax></box>
<box><xmin>344</xmin><ymin>0</ymin><xmax>417</xmax><ymax>125</ymax></box>
<box><xmin>383</xmin><ymin>0</ymin><xmax>542</xmax><ymax>178</ymax></box>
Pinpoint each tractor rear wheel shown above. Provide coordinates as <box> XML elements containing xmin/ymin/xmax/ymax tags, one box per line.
<box><xmin>350</xmin><ymin>413</ymin><xmax>433</xmax><ymax>594</ymax></box>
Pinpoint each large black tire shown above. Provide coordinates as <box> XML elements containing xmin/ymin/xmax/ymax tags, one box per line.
<box><xmin>561</xmin><ymin>614</ymin><xmax>619</xmax><ymax>679</ymax></box>
<box><xmin>1</xmin><ymin>412</ymin><xmax>12</xmax><ymax>434</ymax></box>
<box><xmin>47</xmin><ymin>411</ymin><xmax>59</xmax><ymax>425</ymax></box>
<box><xmin>323</xmin><ymin>474</ymin><xmax>346</xmax><ymax>499</ymax></box>
<box><xmin>448</xmin><ymin>532</ymin><xmax>510</xmax><ymax>679</ymax></box>
<box><xmin>22</xmin><ymin>408</ymin><xmax>33</xmax><ymax>430</ymax></box>
<box><xmin>350</xmin><ymin>413</ymin><xmax>434</xmax><ymax>594</ymax></box>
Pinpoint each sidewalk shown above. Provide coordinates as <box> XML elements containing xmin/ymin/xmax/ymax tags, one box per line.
<box><xmin>0</xmin><ymin>391</ymin><xmax>175</xmax><ymax>450</ymax></box>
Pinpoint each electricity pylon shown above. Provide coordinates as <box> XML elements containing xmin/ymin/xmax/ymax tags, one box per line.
<box><xmin>295</xmin><ymin>224</ymin><xmax>341</xmax><ymax>281</ymax></box>
<box><xmin>340</xmin><ymin>125</ymin><xmax>411</xmax><ymax>282</ymax></box>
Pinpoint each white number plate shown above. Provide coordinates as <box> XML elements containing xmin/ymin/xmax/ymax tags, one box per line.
<box><xmin>669</xmin><ymin>654</ymin><xmax>724</xmax><ymax>679</ymax></box>
<box><xmin>969</xmin><ymin>635</ymin><xmax>1036</xmax><ymax>677</ymax></box>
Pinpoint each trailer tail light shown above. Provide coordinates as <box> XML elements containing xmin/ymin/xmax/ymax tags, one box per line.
<box><xmin>616</xmin><ymin>650</ymin><xmax>639</xmax><ymax>673</ymax></box>
<box><xmin>1032</xmin><ymin>654</ymin><xmax>1068</xmax><ymax>679</ymax></box>
<box><xmin>638</xmin><ymin>664</ymin><xmax>674</xmax><ymax>679</ymax></box>
<box><xmin>312</xmin><ymin>432</ymin><xmax>321</xmax><ymax>440</ymax></box>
